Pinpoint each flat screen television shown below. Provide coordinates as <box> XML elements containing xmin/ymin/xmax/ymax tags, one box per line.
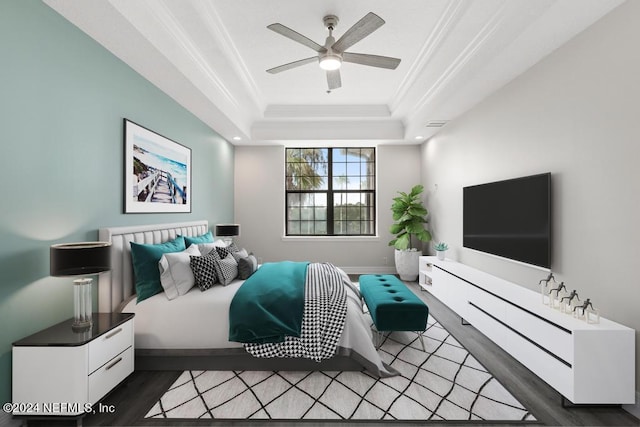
<box><xmin>463</xmin><ymin>173</ymin><xmax>551</xmax><ymax>268</ymax></box>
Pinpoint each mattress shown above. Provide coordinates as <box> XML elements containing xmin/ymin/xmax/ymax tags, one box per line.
<box><xmin>121</xmin><ymin>279</ymin><xmax>245</xmax><ymax>349</ymax></box>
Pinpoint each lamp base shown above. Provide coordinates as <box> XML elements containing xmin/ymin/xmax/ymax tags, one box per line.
<box><xmin>73</xmin><ymin>278</ymin><xmax>93</xmax><ymax>330</ymax></box>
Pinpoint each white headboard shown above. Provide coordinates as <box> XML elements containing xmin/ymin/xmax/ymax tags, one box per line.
<box><xmin>98</xmin><ymin>220</ymin><xmax>209</xmax><ymax>312</ymax></box>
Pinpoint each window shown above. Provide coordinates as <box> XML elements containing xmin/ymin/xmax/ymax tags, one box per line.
<box><xmin>285</xmin><ymin>147</ymin><xmax>376</xmax><ymax>236</ymax></box>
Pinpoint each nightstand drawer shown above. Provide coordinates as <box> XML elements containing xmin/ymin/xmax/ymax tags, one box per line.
<box><xmin>89</xmin><ymin>319</ymin><xmax>133</xmax><ymax>373</ymax></box>
<box><xmin>88</xmin><ymin>346</ymin><xmax>134</xmax><ymax>404</ymax></box>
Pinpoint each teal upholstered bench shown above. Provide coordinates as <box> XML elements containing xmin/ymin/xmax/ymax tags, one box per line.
<box><xmin>359</xmin><ymin>274</ymin><xmax>429</xmax><ymax>350</ymax></box>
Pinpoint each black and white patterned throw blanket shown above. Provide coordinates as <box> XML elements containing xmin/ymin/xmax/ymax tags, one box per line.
<box><xmin>244</xmin><ymin>263</ymin><xmax>348</xmax><ymax>361</ymax></box>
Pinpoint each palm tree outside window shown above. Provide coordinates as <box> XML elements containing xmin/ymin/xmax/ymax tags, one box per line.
<box><xmin>285</xmin><ymin>147</ymin><xmax>375</xmax><ymax>236</ymax></box>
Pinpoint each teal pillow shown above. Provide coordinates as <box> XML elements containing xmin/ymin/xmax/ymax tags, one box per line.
<box><xmin>131</xmin><ymin>236</ymin><xmax>186</xmax><ymax>302</ymax></box>
<box><xmin>183</xmin><ymin>231</ymin><xmax>214</xmax><ymax>246</ymax></box>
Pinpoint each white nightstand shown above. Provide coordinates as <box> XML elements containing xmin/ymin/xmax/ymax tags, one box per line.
<box><xmin>12</xmin><ymin>313</ymin><xmax>134</xmax><ymax>423</ymax></box>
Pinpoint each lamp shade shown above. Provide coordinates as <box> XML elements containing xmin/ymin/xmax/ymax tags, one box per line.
<box><xmin>215</xmin><ymin>224</ymin><xmax>240</xmax><ymax>238</ymax></box>
<box><xmin>50</xmin><ymin>242</ymin><xmax>112</xmax><ymax>277</ymax></box>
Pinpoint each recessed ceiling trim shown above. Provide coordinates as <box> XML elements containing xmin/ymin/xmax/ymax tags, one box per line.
<box><xmin>122</xmin><ymin>0</ymin><xmax>240</xmax><ymax>109</ymax></box>
<box><xmin>141</xmin><ymin>0</ymin><xmax>241</xmax><ymax>110</ymax></box>
<box><xmin>195</xmin><ymin>1</ymin><xmax>266</xmax><ymax>111</ymax></box>
<box><xmin>406</xmin><ymin>0</ymin><xmax>510</xmax><ymax>123</ymax></box>
<box><xmin>252</xmin><ymin>119</ymin><xmax>403</xmax><ymax>141</ymax></box>
<box><xmin>390</xmin><ymin>0</ymin><xmax>466</xmax><ymax>112</ymax></box>
<box><xmin>264</xmin><ymin>104</ymin><xmax>391</xmax><ymax>119</ymax></box>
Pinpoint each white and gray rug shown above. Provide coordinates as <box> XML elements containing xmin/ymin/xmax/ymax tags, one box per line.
<box><xmin>146</xmin><ymin>316</ymin><xmax>536</xmax><ymax>422</ymax></box>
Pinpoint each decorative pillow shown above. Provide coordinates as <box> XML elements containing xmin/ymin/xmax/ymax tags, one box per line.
<box><xmin>190</xmin><ymin>251</ymin><xmax>221</xmax><ymax>291</ymax></box>
<box><xmin>183</xmin><ymin>231</ymin><xmax>214</xmax><ymax>246</ymax></box>
<box><xmin>158</xmin><ymin>244</ymin><xmax>201</xmax><ymax>300</ymax></box>
<box><xmin>231</xmin><ymin>248</ymin><xmax>249</xmax><ymax>263</ymax></box>
<box><xmin>214</xmin><ymin>253</ymin><xmax>239</xmax><ymax>286</ymax></box>
<box><xmin>237</xmin><ymin>254</ymin><xmax>258</xmax><ymax>280</ymax></box>
<box><xmin>215</xmin><ymin>242</ymin><xmax>240</xmax><ymax>259</ymax></box>
<box><xmin>131</xmin><ymin>236</ymin><xmax>186</xmax><ymax>303</ymax></box>
<box><xmin>197</xmin><ymin>240</ymin><xmax>228</xmax><ymax>256</ymax></box>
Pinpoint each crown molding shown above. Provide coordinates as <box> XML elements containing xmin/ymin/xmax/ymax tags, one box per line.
<box><xmin>390</xmin><ymin>0</ymin><xmax>466</xmax><ymax>112</ymax></box>
<box><xmin>138</xmin><ymin>0</ymin><xmax>241</xmax><ymax>110</ymax></box>
<box><xmin>195</xmin><ymin>1</ymin><xmax>266</xmax><ymax>111</ymax></box>
<box><xmin>405</xmin><ymin>1</ymin><xmax>510</xmax><ymax>124</ymax></box>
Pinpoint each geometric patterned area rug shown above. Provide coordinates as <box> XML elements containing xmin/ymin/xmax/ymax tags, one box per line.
<box><xmin>146</xmin><ymin>316</ymin><xmax>537</xmax><ymax>422</ymax></box>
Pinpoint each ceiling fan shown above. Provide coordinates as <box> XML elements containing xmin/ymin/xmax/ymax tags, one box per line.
<box><xmin>266</xmin><ymin>12</ymin><xmax>401</xmax><ymax>91</ymax></box>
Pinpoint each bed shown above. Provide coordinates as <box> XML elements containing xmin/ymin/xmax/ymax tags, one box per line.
<box><xmin>98</xmin><ymin>220</ymin><xmax>395</xmax><ymax>375</ymax></box>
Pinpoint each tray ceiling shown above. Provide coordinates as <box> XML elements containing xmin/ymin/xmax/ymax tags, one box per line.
<box><xmin>44</xmin><ymin>0</ymin><xmax>624</xmax><ymax>145</ymax></box>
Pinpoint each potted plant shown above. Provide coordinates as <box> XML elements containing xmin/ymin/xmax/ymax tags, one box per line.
<box><xmin>433</xmin><ymin>242</ymin><xmax>449</xmax><ymax>260</ymax></box>
<box><xmin>388</xmin><ymin>184</ymin><xmax>432</xmax><ymax>281</ymax></box>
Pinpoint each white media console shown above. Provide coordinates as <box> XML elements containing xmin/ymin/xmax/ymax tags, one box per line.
<box><xmin>419</xmin><ymin>256</ymin><xmax>635</xmax><ymax>404</ymax></box>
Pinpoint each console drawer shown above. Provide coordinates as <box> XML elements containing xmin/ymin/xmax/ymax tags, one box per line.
<box><xmin>88</xmin><ymin>346</ymin><xmax>134</xmax><ymax>404</ymax></box>
<box><xmin>504</xmin><ymin>303</ymin><xmax>573</xmax><ymax>364</ymax></box>
<box><xmin>89</xmin><ymin>319</ymin><xmax>133</xmax><ymax>373</ymax></box>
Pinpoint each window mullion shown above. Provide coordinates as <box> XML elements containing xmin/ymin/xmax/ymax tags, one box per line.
<box><xmin>327</xmin><ymin>148</ymin><xmax>334</xmax><ymax>235</ymax></box>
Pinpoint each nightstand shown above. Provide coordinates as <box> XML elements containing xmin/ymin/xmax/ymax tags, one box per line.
<box><xmin>12</xmin><ymin>313</ymin><xmax>134</xmax><ymax>422</ymax></box>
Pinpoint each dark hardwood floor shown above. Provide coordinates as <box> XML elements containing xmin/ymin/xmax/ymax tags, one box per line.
<box><xmin>21</xmin><ymin>279</ymin><xmax>639</xmax><ymax>427</ymax></box>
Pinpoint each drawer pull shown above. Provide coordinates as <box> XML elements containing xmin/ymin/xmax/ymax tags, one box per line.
<box><xmin>105</xmin><ymin>357</ymin><xmax>123</xmax><ymax>371</ymax></box>
<box><xmin>105</xmin><ymin>328</ymin><xmax>123</xmax><ymax>339</ymax></box>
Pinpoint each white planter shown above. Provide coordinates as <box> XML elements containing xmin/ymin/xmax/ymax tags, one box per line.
<box><xmin>436</xmin><ymin>250</ymin><xmax>446</xmax><ymax>261</ymax></box>
<box><xmin>394</xmin><ymin>249</ymin><xmax>421</xmax><ymax>281</ymax></box>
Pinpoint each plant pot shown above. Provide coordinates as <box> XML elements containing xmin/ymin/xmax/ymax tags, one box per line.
<box><xmin>436</xmin><ymin>250</ymin><xmax>446</xmax><ymax>261</ymax></box>
<box><xmin>394</xmin><ymin>249</ymin><xmax>421</xmax><ymax>281</ymax></box>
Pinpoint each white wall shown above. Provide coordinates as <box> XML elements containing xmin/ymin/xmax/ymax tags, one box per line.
<box><xmin>421</xmin><ymin>0</ymin><xmax>640</xmax><ymax>401</ymax></box>
<box><xmin>234</xmin><ymin>144</ymin><xmax>422</xmax><ymax>272</ymax></box>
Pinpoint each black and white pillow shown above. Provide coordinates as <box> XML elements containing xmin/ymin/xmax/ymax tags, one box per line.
<box><xmin>213</xmin><ymin>253</ymin><xmax>238</xmax><ymax>286</ymax></box>
<box><xmin>190</xmin><ymin>251</ymin><xmax>221</xmax><ymax>291</ymax></box>
<box><xmin>197</xmin><ymin>240</ymin><xmax>227</xmax><ymax>257</ymax></box>
<box><xmin>215</xmin><ymin>242</ymin><xmax>240</xmax><ymax>259</ymax></box>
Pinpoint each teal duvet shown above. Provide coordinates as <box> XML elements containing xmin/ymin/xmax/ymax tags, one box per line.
<box><xmin>228</xmin><ymin>261</ymin><xmax>309</xmax><ymax>344</ymax></box>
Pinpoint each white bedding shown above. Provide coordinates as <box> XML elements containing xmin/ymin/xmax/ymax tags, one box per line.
<box><xmin>121</xmin><ymin>268</ymin><xmax>395</xmax><ymax>376</ymax></box>
<box><xmin>122</xmin><ymin>278</ymin><xmax>245</xmax><ymax>349</ymax></box>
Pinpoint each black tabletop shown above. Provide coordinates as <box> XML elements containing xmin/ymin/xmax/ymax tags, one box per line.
<box><xmin>13</xmin><ymin>313</ymin><xmax>135</xmax><ymax>347</ymax></box>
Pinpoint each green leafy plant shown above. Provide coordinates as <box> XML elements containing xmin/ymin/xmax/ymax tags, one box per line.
<box><xmin>388</xmin><ymin>184</ymin><xmax>432</xmax><ymax>250</ymax></box>
<box><xmin>433</xmin><ymin>242</ymin><xmax>449</xmax><ymax>251</ymax></box>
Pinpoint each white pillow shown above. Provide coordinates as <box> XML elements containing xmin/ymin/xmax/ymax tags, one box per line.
<box><xmin>197</xmin><ymin>239</ymin><xmax>228</xmax><ymax>256</ymax></box>
<box><xmin>158</xmin><ymin>244</ymin><xmax>201</xmax><ymax>300</ymax></box>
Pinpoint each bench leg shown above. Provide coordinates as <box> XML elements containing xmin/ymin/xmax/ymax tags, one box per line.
<box><xmin>416</xmin><ymin>331</ymin><xmax>426</xmax><ymax>351</ymax></box>
<box><xmin>370</xmin><ymin>326</ymin><xmax>390</xmax><ymax>350</ymax></box>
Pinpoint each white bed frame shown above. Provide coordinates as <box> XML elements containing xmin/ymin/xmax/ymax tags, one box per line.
<box><xmin>96</xmin><ymin>220</ymin><xmax>365</xmax><ymax>372</ymax></box>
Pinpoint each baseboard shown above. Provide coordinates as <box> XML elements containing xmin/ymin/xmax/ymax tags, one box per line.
<box><xmin>622</xmin><ymin>391</ymin><xmax>640</xmax><ymax>419</ymax></box>
<box><xmin>339</xmin><ymin>266</ymin><xmax>397</xmax><ymax>275</ymax></box>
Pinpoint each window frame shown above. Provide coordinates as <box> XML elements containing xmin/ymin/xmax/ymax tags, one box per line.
<box><xmin>285</xmin><ymin>147</ymin><xmax>376</xmax><ymax>237</ymax></box>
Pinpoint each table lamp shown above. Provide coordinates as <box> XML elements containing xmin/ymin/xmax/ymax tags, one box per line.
<box><xmin>215</xmin><ymin>224</ymin><xmax>240</xmax><ymax>245</ymax></box>
<box><xmin>50</xmin><ymin>242</ymin><xmax>111</xmax><ymax>330</ymax></box>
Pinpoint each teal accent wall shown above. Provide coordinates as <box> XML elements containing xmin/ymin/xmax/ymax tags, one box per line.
<box><xmin>0</xmin><ymin>1</ymin><xmax>234</xmax><ymax>404</ymax></box>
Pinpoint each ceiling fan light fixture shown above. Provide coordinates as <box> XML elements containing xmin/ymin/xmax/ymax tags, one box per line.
<box><xmin>319</xmin><ymin>54</ymin><xmax>342</xmax><ymax>71</ymax></box>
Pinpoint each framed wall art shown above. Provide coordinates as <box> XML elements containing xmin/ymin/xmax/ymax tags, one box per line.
<box><xmin>124</xmin><ymin>119</ymin><xmax>191</xmax><ymax>213</ymax></box>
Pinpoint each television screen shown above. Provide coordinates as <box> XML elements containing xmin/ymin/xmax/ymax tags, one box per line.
<box><xmin>463</xmin><ymin>173</ymin><xmax>551</xmax><ymax>268</ymax></box>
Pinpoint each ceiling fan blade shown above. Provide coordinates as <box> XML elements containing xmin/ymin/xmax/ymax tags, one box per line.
<box><xmin>332</xmin><ymin>12</ymin><xmax>385</xmax><ymax>53</ymax></box>
<box><xmin>267</xmin><ymin>23</ymin><xmax>325</xmax><ymax>53</ymax></box>
<box><xmin>327</xmin><ymin>69</ymin><xmax>341</xmax><ymax>90</ymax></box>
<box><xmin>267</xmin><ymin>57</ymin><xmax>317</xmax><ymax>74</ymax></box>
<box><xmin>342</xmin><ymin>52</ymin><xmax>401</xmax><ymax>69</ymax></box>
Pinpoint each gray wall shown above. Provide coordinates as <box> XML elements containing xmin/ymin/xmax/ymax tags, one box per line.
<box><xmin>234</xmin><ymin>144</ymin><xmax>422</xmax><ymax>272</ymax></box>
<box><xmin>0</xmin><ymin>0</ymin><xmax>234</xmax><ymax>404</ymax></box>
<box><xmin>421</xmin><ymin>0</ymin><xmax>639</xmax><ymax>401</ymax></box>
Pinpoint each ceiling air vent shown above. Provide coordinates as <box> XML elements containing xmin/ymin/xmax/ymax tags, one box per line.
<box><xmin>425</xmin><ymin>120</ymin><xmax>448</xmax><ymax>128</ymax></box>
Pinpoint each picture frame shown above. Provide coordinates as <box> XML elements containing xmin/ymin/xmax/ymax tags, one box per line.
<box><xmin>124</xmin><ymin>119</ymin><xmax>191</xmax><ymax>213</ymax></box>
